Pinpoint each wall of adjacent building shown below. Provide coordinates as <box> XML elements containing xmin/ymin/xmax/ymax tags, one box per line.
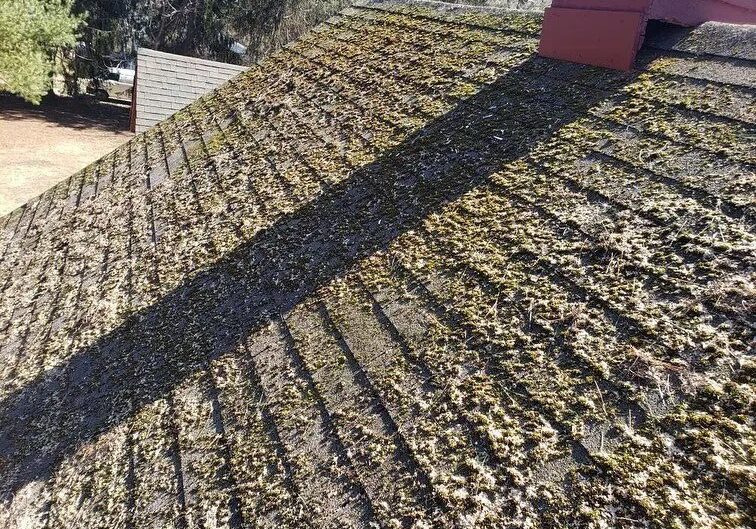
<box><xmin>134</xmin><ymin>48</ymin><xmax>247</xmax><ymax>133</ymax></box>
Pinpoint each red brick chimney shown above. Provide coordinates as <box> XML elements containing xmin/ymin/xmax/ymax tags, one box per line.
<box><xmin>538</xmin><ymin>0</ymin><xmax>756</xmax><ymax>71</ymax></box>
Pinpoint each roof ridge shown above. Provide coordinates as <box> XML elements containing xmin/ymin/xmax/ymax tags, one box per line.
<box><xmin>137</xmin><ymin>47</ymin><xmax>248</xmax><ymax>72</ymax></box>
<box><xmin>356</xmin><ymin>0</ymin><xmax>544</xmax><ymax>14</ymax></box>
<box><xmin>353</xmin><ymin>1</ymin><xmax>541</xmax><ymax>37</ymax></box>
<box><xmin>335</xmin><ymin>8</ymin><xmax>538</xmax><ymax>44</ymax></box>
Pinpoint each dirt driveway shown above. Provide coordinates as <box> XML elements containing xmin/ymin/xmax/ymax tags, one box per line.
<box><xmin>0</xmin><ymin>94</ymin><xmax>133</xmax><ymax>216</ymax></box>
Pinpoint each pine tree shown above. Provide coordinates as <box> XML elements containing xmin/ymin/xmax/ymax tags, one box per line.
<box><xmin>0</xmin><ymin>0</ymin><xmax>84</xmax><ymax>103</ymax></box>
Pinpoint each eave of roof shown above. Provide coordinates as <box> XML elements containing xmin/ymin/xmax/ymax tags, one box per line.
<box><xmin>0</xmin><ymin>2</ymin><xmax>754</xmax><ymax>528</ymax></box>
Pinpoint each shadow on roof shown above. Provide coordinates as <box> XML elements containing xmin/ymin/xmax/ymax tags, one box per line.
<box><xmin>0</xmin><ymin>55</ymin><xmax>638</xmax><ymax>499</ymax></box>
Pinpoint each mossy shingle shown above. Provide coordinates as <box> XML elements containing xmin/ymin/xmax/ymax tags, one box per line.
<box><xmin>0</xmin><ymin>2</ymin><xmax>753</xmax><ymax>528</ymax></box>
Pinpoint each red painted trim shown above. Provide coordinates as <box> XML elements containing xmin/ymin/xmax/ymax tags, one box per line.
<box><xmin>538</xmin><ymin>7</ymin><xmax>646</xmax><ymax>71</ymax></box>
<box><xmin>129</xmin><ymin>60</ymin><xmax>137</xmax><ymax>133</ymax></box>
<box><xmin>551</xmin><ymin>0</ymin><xmax>651</xmax><ymax>11</ymax></box>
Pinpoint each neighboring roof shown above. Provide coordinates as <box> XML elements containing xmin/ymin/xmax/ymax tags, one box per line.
<box><xmin>0</xmin><ymin>1</ymin><xmax>754</xmax><ymax>528</ymax></box>
<box><xmin>134</xmin><ymin>48</ymin><xmax>247</xmax><ymax>132</ymax></box>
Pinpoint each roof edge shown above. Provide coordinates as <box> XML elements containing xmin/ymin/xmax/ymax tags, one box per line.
<box><xmin>354</xmin><ymin>0</ymin><xmax>546</xmax><ymax>15</ymax></box>
<box><xmin>136</xmin><ymin>47</ymin><xmax>248</xmax><ymax>72</ymax></box>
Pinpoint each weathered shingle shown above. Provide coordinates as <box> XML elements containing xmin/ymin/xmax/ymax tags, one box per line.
<box><xmin>0</xmin><ymin>1</ymin><xmax>754</xmax><ymax>528</ymax></box>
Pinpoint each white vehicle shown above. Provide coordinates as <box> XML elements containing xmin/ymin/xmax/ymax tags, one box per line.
<box><xmin>89</xmin><ymin>58</ymin><xmax>135</xmax><ymax>101</ymax></box>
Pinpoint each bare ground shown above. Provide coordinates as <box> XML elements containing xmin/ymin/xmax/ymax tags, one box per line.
<box><xmin>0</xmin><ymin>94</ymin><xmax>133</xmax><ymax>216</ymax></box>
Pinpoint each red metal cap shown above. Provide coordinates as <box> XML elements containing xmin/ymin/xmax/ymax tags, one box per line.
<box><xmin>550</xmin><ymin>0</ymin><xmax>651</xmax><ymax>10</ymax></box>
<box><xmin>539</xmin><ymin>6</ymin><xmax>648</xmax><ymax>71</ymax></box>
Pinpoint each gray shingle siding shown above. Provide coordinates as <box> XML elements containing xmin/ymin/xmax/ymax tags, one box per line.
<box><xmin>134</xmin><ymin>48</ymin><xmax>247</xmax><ymax>133</ymax></box>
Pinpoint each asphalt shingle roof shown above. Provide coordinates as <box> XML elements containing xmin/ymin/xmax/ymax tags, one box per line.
<box><xmin>0</xmin><ymin>1</ymin><xmax>754</xmax><ymax>528</ymax></box>
<box><xmin>134</xmin><ymin>48</ymin><xmax>248</xmax><ymax>133</ymax></box>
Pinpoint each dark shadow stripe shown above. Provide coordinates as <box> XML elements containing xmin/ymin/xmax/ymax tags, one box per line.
<box><xmin>0</xmin><ymin>56</ymin><xmax>634</xmax><ymax>500</ymax></box>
